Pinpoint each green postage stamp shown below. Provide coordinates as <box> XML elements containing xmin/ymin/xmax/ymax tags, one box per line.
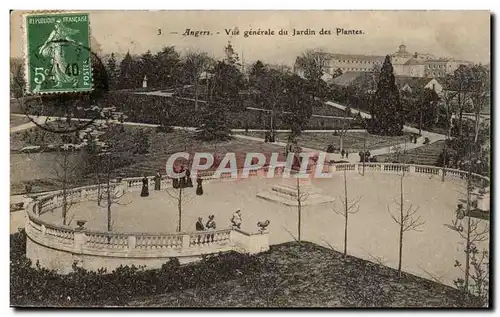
<box><xmin>24</xmin><ymin>12</ymin><xmax>92</xmax><ymax>94</ymax></box>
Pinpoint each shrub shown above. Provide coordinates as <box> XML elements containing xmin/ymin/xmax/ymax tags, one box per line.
<box><xmin>10</xmin><ymin>230</ymin><xmax>266</xmax><ymax>307</ymax></box>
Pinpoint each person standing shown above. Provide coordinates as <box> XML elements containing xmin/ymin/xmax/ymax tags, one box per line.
<box><xmin>140</xmin><ymin>174</ymin><xmax>149</xmax><ymax>197</ymax></box>
<box><xmin>231</xmin><ymin>210</ymin><xmax>242</xmax><ymax>229</ymax></box>
<box><xmin>196</xmin><ymin>176</ymin><xmax>204</xmax><ymax>195</ymax></box>
<box><xmin>154</xmin><ymin>170</ymin><xmax>162</xmax><ymax>191</ymax></box>
<box><xmin>185</xmin><ymin>167</ymin><xmax>193</xmax><ymax>188</ymax></box>
<box><xmin>206</xmin><ymin>215</ymin><xmax>216</xmax><ymax>229</ymax></box>
<box><xmin>206</xmin><ymin>215</ymin><xmax>216</xmax><ymax>242</ymax></box>
<box><xmin>196</xmin><ymin>217</ymin><xmax>205</xmax><ymax>231</ymax></box>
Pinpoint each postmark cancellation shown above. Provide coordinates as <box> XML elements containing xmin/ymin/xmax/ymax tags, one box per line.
<box><xmin>23</xmin><ymin>12</ymin><xmax>93</xmax><ymax>94</ymax></box>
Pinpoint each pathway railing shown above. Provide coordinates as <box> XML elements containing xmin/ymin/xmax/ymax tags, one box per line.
<box><xmin>24</xmin><ymin>162</ymin><xmax>487</xmax><ymax>272</ymax></box>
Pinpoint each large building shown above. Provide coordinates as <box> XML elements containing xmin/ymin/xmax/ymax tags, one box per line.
<box><xmin>294</xmin><ymin>44</ymin><xmax>473</xmax><ymax>79</ymax></box>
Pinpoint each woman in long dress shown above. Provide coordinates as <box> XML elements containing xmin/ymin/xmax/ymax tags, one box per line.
<box><xmin>196</xmin><ymin>176</ymin><xmax>203</xmax><ymax>195</ymax></box>
<box><xmin>140</xmin><ymin>175</ymin><xmax>149</xmax><ymax>197</ymax></box>
<box><xmin>185</xmin><ymin>168</ymin><xmax>193</xmax><ymax>188</ymax></box>
<box><xmin>154</xmin><ymin>171</ymin><xmax>161</xmax><ymax>191</ymax></box>
<box><xmin>38</xmin><ymin>20</ymin><xmax>81</xmax><ymax>89</ymax></box>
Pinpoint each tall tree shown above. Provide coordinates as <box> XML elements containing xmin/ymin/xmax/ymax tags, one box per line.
<box><xmin>448</xmin><ymin>156</ymin><xmax>489</xmax><ymax>304</ymax></box>
<box><xmin>468</xmin><ymin>65</ymin><xmax>490</xmax><ymax>143</ymax></box>
<box><xmin>294</xmin><ymin>177</ymin><xmax>310</xmax><ymax>242</ymax></box>
<box><xmin>183</xmin><ymin>51</ymin><xmax>211</xmax><ymax>111</ymax></box>
<box><xmin>52</xmin><ymin>135</ymin><xmax>81</xmax><ymax>226</ymax></box>
<box><xmin>118</xmin><ymin>52</ymin><xmax>138</xmax><ymax>89</ymax></box>
<box><xmin>370</xmin><ymin>55</ymin><xmax>404</xmax><ymax>136</ymax></box>
<box><xmin>448</xmin><ymin>65</ymin><xmax>473</xmax><ymax>139</ymax></box>
<box><xmin>332</xmin><ymin>169</ymin><xmax>361</xmax><ymax>258</ymax></box>
<box><xmin>282</xmin><ymin>74</ymin><xmax>313</xmax><ymax>137</ymax></box>
<box><xmin>387</xmin><ymin>156</ymin><xmax>425</xmax><ymax>278</ymax></box>
<box><xmin>155</xmin><ymin>46</ymin><xmax>181</xmax><ymax>88</ymax></box>
<box><xmin>295</xmin><ymin>49</ymin><xmax>329</xmax><ymax>99</ymax></box>
<box><xmin>140</xmin><ymin>50</ymin><xmax>156</xmax><ymax>88</ymax></box>
<box><xmin>105</xmin><ymin>53</ymin><xmax>118</xmax><ymax>90</ymax></box>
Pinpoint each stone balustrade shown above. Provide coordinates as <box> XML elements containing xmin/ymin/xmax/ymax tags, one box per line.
<box><xmin>25</xmin><ymin>163</ymin><xmax>487</xmax><ymax>274</ymax></box>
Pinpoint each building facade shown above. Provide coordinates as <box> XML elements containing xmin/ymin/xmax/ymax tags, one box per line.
<box><xmin>294</xmin><ymin>44</ymin><xmax>473</xmax><ymax>79</ymax></box>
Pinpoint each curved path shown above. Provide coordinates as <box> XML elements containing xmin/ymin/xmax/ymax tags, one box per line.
<box><xmin>39</xmin><ymin>171</ymin><xmax>488</xmax><ymax>287</ymax></box>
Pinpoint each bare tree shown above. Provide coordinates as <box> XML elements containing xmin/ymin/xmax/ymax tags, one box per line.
<box><xmin>184</xmin><ymin>51</ymin><xmax>212</xmax><ymax>111</ymax></box>
<box><xmin>468</xmin><ymin>65</ymin><xmax>490</xmax><ymax>143</ymax></box>
<box><xmin>295</xmin><ymin>49</ymin><xmax>329</xmax><ymax>100</ymax></box>
<box><xmin>166</xmin><ymin>179</ymin><xmax>193</xmax><ymax>232</ymax></box>
<box><xmin>439</xmin><ymin>82</ymin><xmax>458</xmax><ymax>182</ymax></box>
<box><xmin>387</xmin><ymin>157</ymin><xmax>425</xmax><ymax>278</ymax></box>
<box><xmin>332</xmin><ymin>169</ymin><xmax>361</xmax><ymax>257</ymax></box>
<box><xmin>449</xmin><ymin>165</ymin><xmax>490</xmax><ymax>304</ymax></box>
<box><xmin>98</xmin><ymin>151</ymin><xmax>131</xmax><ymax>232</ymax></box>
<box><xmin>338</xmin><ymin>106</ymin><xmax>352</xmax><ymax>154</ymax></box>
<box><xmin>295</xmin><ymin>176</ymin><xmax>310</xmax><ymax>242</ymax></box>
<box><xmin>52</xmin><ymin>138</ymin><xmax>81</xmax><ymax>225</ymax></box>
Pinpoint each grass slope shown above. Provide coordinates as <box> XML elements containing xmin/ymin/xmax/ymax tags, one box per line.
<box><xmin>130</xmin><ymin>242</ymin><xmax>465</xmax><ymax>308</ymax></box>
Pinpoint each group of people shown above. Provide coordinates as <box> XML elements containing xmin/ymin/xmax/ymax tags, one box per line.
<box><xmin>140</xmin><ymin>170</ymin><xmax>164</xmax><ymax>197</ymax></box>
<box><xmin>196</xmin><ymin>215</ymin><xmax>217</xmax><ymax>231</ymax></box>
<box><xmin>340</xmin><ymin>149</ymin><xmax>349</xmax><ymax>159</ymax></box>
<box><xmin>195</xmin><ymin>209</ymin><xmax>243</xmax><ymax>231</ymax></box>
<box><xmin>140</xmin><ymin>167</ymin><xmax>204</xmax><ymax>197</ymax></box>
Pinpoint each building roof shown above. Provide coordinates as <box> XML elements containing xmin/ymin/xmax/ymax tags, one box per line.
<box><xmin>424</xmin><ymin>59</ymin><xmax>450</xmax><ymax>64</ymax></box>
<box><xmin>395</xmin><ymin>76</ymin><xmax>440</xmax><ymax>90</ymax></box>
<box><xmin>326</xmin><ymin>53</ymin><xmax>385</xmax><ymax>62</ymax></box>
<box><xmin>404</xmin><ymin>58</ymin><xmax>424</xmax><ymax>66</ymax></box>
<box><xmin>329</xmin><ymin>71</ymin><xmax>365</xmax><ymax>86</ymax></box>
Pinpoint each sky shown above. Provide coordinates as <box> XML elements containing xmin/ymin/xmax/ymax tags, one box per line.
<box><xmin>10</xmin><ymin>10</ymin><xmax>491</xmax><ymax>66</ymax></box>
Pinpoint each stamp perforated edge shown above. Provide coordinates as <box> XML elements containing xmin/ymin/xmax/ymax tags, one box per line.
<box><xmin>21</xmin><ymin>10</ymin><xmax>94</xmax><ymax>96</ymax></box>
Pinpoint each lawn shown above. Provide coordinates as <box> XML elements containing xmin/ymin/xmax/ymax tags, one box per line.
<box><xmin>10</xmin><ymin>127</ymin><xmax>285</xmax><ymax>195</ymax></box>
<box><xmin>242</xmin><ymin>131</ymin><xmax>411</xmax><ymax>152</ymax></box>
<box><xmin>129</xmin><ymin>242</ymin><xmax>471</xmax><ymax>307</ymax></box>
<box><xmin>10</xmin><ymin>115</ymin><xmax>31</xmax><ymax>127</ymax></box>
<box><xmin>375</xmin><ymin>140</ymin><xmax>445</xmax><ymax>166</ymax></box>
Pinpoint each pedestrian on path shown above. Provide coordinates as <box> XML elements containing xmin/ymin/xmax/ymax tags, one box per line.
<box><xmin>231</xmin><ymin>209</ymin><xmax>242</xmax><ymax>229</ymax></box>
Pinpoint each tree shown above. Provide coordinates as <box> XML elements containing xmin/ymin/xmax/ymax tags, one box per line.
<box><xmin>387</xmin><ymin>158</ymin><xmax>425</xmax><ymax>278</ymax></box>
<box><xmin>468</xmin><ymin>65</ymin><xmax>490</xmax><ymax>143</ymax></box>
<box><xmin>448</xmin><ymin>154</ymin><xmax>489</xmax><ymax>304</ymax></box>
<box><xmin>282</xmin><ymin>74</ymin><xmax>313</xmax><ymax>137</ymax></box>
<box><xmin>196</xmin><ymin>59</ymin><xmax>244</xmax><ymax>141</ymax></box>
<box><xmin>166</xmin><ymin>177</ymin><xmax>193</xmax><ymax>232</ymax></box>
<box><xmin>249</xmin><ymin>60</ymin><xmax>267</xmax><ymax>84</ymax></box>
<box><xmin>370</xmin><ymin>55</ymin><xmax>404</xmax><ymax>136</ymax></box>
<box><xmin>183</xmin><ymin>51</ymin><xmax>211</xmax><ymax>111</ymax></box>
<box><xmin>118</xmin><ymin>52</ymin><xmax>140</xmax><ymax>89</ymax></box>
<box><xmin>253</xmin><ymin>68</ymin><xmax>287</xmax><ymax>134</ymax></box>
<box><xmin>97</xmin><ymin>124</ymin><xmax>131</xmax><ymax>232</ymax></box>
<box><xmin>10</xmin><ymin>57</ymin><xmax>25</xmax><ymax>97</ymax></box>
<box><xmin>332</xmin><ymin>169</ymin><xmax>361</xmax><ymax>257</ymax></box>
<box><xmin>105</xmin><ymin>53</ymin><xmax>118</xmax><ymax>90</ymax></box>
<box><xmin>447</xmin><ymin>65</ymin><xmax>474</xmax><ymax>139</ymax></box>
<box><xmin>338</xmin><ymin>106</ymin><xmax>353</xmax><ymax>153</ymax></box>
<box><xmin>295</xmin><ymin>49</ymin><xmax>329</xmax><ymax>100</ymax></box>
<box><xmin>52</xmin><ymin>135</ymin><xmax>82</xmax><ymax>225</ymax></box>
<box><xmin>140</xmin><ymin>50</ymin><xmax>157</xmax><ymax>88</ymax></box>
<box><xmin>294</xmin><ymin>176</ymin><xmax>310</xmax><ymax>242</ymax></box>
<box><xmin>439</xmin><ymin>78</ymin><xmax>458</xmax><ymax>181</ymax></box>
<box><xmin>154</xmin><ymin>46</ymin><xmax>181</xmax><ymax>88</ymax></box>
<box><xmin>195</xmin><ymin>106</ymin><xmax>232</xmax><ymax>141</ymax></box>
